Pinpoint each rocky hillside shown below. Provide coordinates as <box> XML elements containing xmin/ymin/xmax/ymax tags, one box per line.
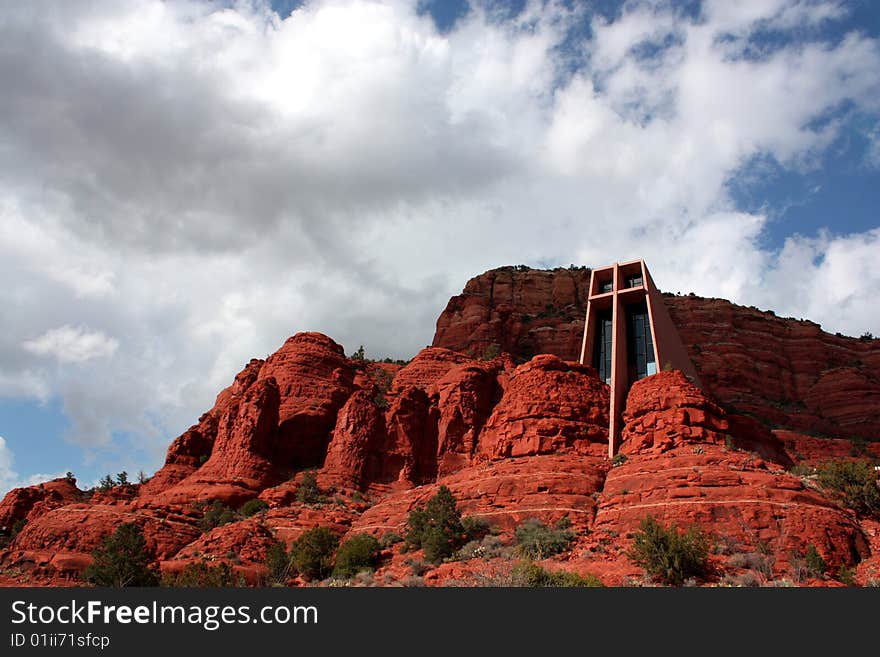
<box><xmin>433</xmin><ymin>266</ymin><xmax>880</xmax><ymax>441</ymax></box>
<box><xmin>1</xmin><ymin>267</ymin><xmax>879</xmax><ymax>588</ymax></box>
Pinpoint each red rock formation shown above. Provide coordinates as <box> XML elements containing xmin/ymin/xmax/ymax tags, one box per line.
<box><xmin>433</xmin><ymin>266</ymin><xmax>591</xmax><ymax>361</ymax></box>
<box><xmin>258</xmin><ymin>332</ymin><xmax>355</xmax><ymax>469</ymax></box>
<box><xmin>352</xmin><ymin>454</ymin><xmax>607</xmax><ymax>536</ymax></box>
<box><xmin>322</xmin><ymin>390</ymin><xmax>386</xmax><ymax>489</ymax></box>
<box><xmin>0</xmin><ymin>478</ymin><xmax>81</xmax><ymax>529</ymax></box>
<box><xmin>433</xmin><ymin>267</ymin><xmax>880</xmax><ymax>441</ymax></box>
<box><xmin>665</xmin><ymin>296</ymin><xmax>880</xmax><ymax>442</ymax></box>
<box><xmin>434</xmin><ymin>361</ymin><xmax>505</xmax><ymax>476</ymax></box>
<box><xmin>3</xmin><ymin>266</ymin><xmax>878</xmax><ymax>588</ymax></box>
<box><xmin>620</xmin><ymin>370</ymin><xmax>729</xmax><ymax>454</ymax></box>
<box><xmin>476</xmin><ymin>355</ymin><xmax>608</xmax><ymax>460</ymax></box>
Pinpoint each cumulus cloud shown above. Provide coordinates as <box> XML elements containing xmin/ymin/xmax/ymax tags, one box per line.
<box><xmin>23</xmin><ymin>326</ymin><xmax>119</xmax><ymax>364</ymax></box>
<box><xmin>0</xmin><ymin>0</ymin><xmax>878</xmax><ymax>472</ymax></box>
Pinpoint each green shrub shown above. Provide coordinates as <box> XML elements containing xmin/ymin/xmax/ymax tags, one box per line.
<box><xmin>837</xmin><ymin>563</ymin><xmax>856</xmax><ymax>586</ymax></box>
<box><xmin>379</xmin><ymin>532</ymin><xmax>403</xmax><ymax>549</ymax></box>
<box><xmin>295</xmin><ymin>470</ymin><xmax>322</xmax><ymax>504</ymax></box>
<box><xmin>611</xmin><ymin>453</ymin><xmax>628</xmax><ymax>467</ymax></box>
<box><xmin>514</xmin><ymin>518</ymin><xmax>575</xmax><ymax>559</ymax></box>
<box><xmin>198</xmin><ymin>501</ymin><xmax>237</xmax><ymax>532</ymax></box>
<box><xmin>815</xmin><ymin>460</ymin><xmax>880</xmax><ymax>518</ymax></box>
<box><xmin>82</xmin><ymin>523</ymin><xmax>159</xmax><ymax>587</ymax></box>
<box><xmin>239</xmin><ymin>499</ymin><xmax>269</xmax><ymax>517</ymax></box>
<box><xmin>405</xmin><ymin>486</ymin><xmax>465</xmax><ymax>564</ymax></box>
<box><xmin>264</xmin><ymin>541</ymin><xmax>292</xmax><ymax>585</ymax></box>
<box><xmin>332</xmin><ymin>534</ymin><xmax>381</xmax><ymax>578</ymax></box>
<box><xmin>627</xmin><ymin>516</ymin><xmax>711</xmax><ymax>586</ymax></box>
<box><xmin>511</xmin><ymin>562</ymin><xmax>603</xmax><ymax>587</ymax></box>
<box><xmin>804</xmin><ymin>544</ymin><xmax>827</xmax><ymax>577</ymax></box>
<box><xmin>462</xmin><ymin>516</ymin><xmax>491</xmax><ymax>542</ymax></box>
<box><xmin>162</xmin><ymin>560</ymin><xmax>242</xmax><ymax>587</ymax></box>
<box><xmin>289</xmin><ymin>527</ymin><xmax>339</xmax><ymax>581</ymax></box>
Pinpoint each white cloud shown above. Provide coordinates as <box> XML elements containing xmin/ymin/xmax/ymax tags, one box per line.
<box><xmin>23</xmin><ymin>326</ymin><xmax>119</xmax><ymax>364</ymax></box>
<box><xmin>0</xmin><ymin>0</ymin><xmax>877</xmax><ymax>470</ymax></box>
<box><xmin>0</xmin><ymin>436</ymin><xmax>64</xmax><ymax>496</ymax></box>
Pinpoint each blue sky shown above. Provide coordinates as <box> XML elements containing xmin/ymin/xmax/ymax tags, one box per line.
<box><xmin>1</xmin><ymin>0</ymin><xmax>878</xmax><ymax>493</ymax></box>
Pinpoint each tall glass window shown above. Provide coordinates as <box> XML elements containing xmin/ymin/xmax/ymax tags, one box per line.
<box><xmin>593</xmin><ymin>309</ymin><xmax>613</xmax><ymax>384</ymax></box>
<box><xmin>626</xmin><ymin>303</ymin><xmax>656</xmax><ymax>382</ymax></box>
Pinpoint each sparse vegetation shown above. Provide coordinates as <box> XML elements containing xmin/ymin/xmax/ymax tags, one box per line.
<box><xmin>198</xmin><ymin>501</ymin><xmax>237</xmax><ymax>532</ymax></box>
<box><xmin>350</xmin><ymin>345</ymin><xmax>366</xmax><ymax>361</ymax></box>
<box><xmin>64</xmin><ymin>471</ymin><xmax>76</xmax><ymax>484</ymax></box>
<box><xmin>264</xmin><ymin>541</ymin><xmax>292</xmax><ymax>585</ymax></box>
<box><xmin>379</xmin><ymin>532</ymin><xmax>403</xmax><ymax>549</ymax></box>
<box><xmin>611</xmin><ymin>453</ymin><xmax>627</xmax><ymax>467</ymax></box>
<box><xmin>289</xmin><ymin>526</ymin><xmax>339</xmax><ymax>580</ymax></box>
<box><xmin>82</xmin><ymin>523</ymin><xmax>159</xmax><ymax>587</ymax></box>
<box><xmin>481</xmin><ymin>343</ymin><xmax>501</xmax><ymax>361</ymax></box>
<box><xmin>239</xmin><ymin>498</ymin><xmax>269</xmax><ymax>517</ymax></box>
<box><xmin>332</xmin><ymin>534</ymin><xmax>381</xmax><ymax>579</ymax></box>
<box><xmin>162</xmin><ymin>560</ymin><xmax>242</xmax><ymax>587</ymax></box>
<box><xmin>815</xmin><ymin>459</ymin><xmax>880</xmax><ymax>519</ymax></box>
<box><xmin>405</xmin><ymin>486</ymin><xmax>466</xmax><ymax>564</ymax></box>
<box><xmin>627</xmin><ymin>516</ymin><xmax>711</xmax><ymax>586</ymax></box>
<box><xmin>295</xmin><ymin>470</ymin><xmax>323</xmax><ymax>504</ymax></box>
<box><xmin>803</xmin><ymin>544</ymin><xmax>827</xmax><ymax>579</ymax></box>
<box><xmin>514</xmin><ymin>517</ymin><xmax>575</xmax><ymax>559</ymax></box>
<box><xmin>511</xmin><ymin>561</ymin><xmax>603</xmax><ymax>587</ymax></box>
<box><xmin>98</xmin><ymin>475</ymin><xmax>115</xmax><ymax>492</ymax></box>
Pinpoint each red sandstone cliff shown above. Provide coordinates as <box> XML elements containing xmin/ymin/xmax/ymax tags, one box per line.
<box><xmin>433</xmin><ymin>266</ymin><xmax>880</xmax><ymax>442</ymax></box>
<box><xmin>1</xmin><ymin>266</ymin><xmax>878</xmax><ymax>588</ymax></box>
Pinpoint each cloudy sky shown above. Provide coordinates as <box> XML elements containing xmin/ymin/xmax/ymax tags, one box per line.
<box><xmin>1</xmin><ymin>0</ymin><xmax>878</xmax><ymax>493</ymax></box>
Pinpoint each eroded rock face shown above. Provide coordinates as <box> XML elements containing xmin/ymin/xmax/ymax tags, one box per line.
<box><xmin>595</xmin><ymin>445</ymin><xmax>868</xmax><ymax>575</ymax></box>
<box><xmin>0</xmin><ymin>478</ymin><xmax>81</xmax><ymax>529</ymax></box>
<box><xmin>665</xmin><ymin>296</ymin><xmax>880</xmax><ymax>441</ymax></box>
<box><xmin>3</xmin><ymin>267</ymin><xmax>878</xmax><ymax>587</ymax></box>
<box><xmin>476</xmin><ymin>355</ymin><xmax>609</xmax><ymax>460</ymax></box>
<box><xmin>620</xmin><ymin>370</ymin><xmax>729</xmax><ymax>454</ymax></box>
<box><xmin>432</xmin><ymin>266</ymin><xmax>592</xmax><ymax>362</ymax></box>
<box><xmin>433</xmin><ymin>267</ymin><xmax>880</xmax><ymax>441</ymax></box>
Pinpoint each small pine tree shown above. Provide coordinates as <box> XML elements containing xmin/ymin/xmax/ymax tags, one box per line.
<box><xmin>116</xmin><ymin>471</ymin><xmax>129</xmax><ymax>487</ymax></box>
<box><xmin>98</xmin><ymin>475</ymin><xmax>115</xmax><ymax>492</ymax></box>
<box><xmin>64</xmin><ymin>471</ymin><xmax>76</xmax><ymax>484</ymax></box>
<box><xmin>83</xmin><ymin>523</ymin><xmax>159</xmax><ymax>587</ymax></box>
<box><xmin>137</xmin><ymin>470</ymin><xmax>149</xmax><ymax>485</ymax></box>
<box><xmin>351</xmin><ymin>345</ymin><xmax>366</xmax><ymax>361</ymax></box>
<box><xmin>295</xmin><ymin>470</ymin><xmax>322</xmax><ymax>504</ymax></box>
<box><xmin>289</xmin><ymin>527</ymin><xmax>339</xmax><ymax>581</ymax></box>
<box><xmin>264</xmin><ymin>541</ymin><xmax>292</xmax><ymax>585</ymax></box>
<box><xmin>405</xmin><ymin>486</ymin><xmax>465</xmax><ymax>564</ymax></box>
<box><xmin>332</xmin><ymin>534</ymin><xmax>380</xmax><ymax>579</ymax></box>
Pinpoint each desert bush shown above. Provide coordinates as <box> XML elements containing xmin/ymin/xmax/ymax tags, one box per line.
<box><xmin>804</xmin><ymin>544</ymin><xmax>827</xmax><ymax>577</ymax></box>
<box><xmin>379</xmin><ymin>532</ymin><xmax>403</xmax><ymax>549</ymax></box>
<box><xmin>289</xmin><ymin>526</ymin><xmax>339</xmax><ymax>581</ymax></box>
<box><xmin>511</xmin><ymin>561</ymin><xmax>603</xmax><ymax>587</ymax></box>
<box><xmin>264</xmin><ymin>541</ymin><xmax>292</xmax><ymax>585</ymax></box>
<box><xmin>239</xmin><ymin>499</ymin><xmax>269</xmax><ymax>517</ymax></box>
<box><xmin>611</xmin><ymin>453</ymin><xmax>628</xmax><ymax>467</ymax></box>
<box><xmin>198</xmin><ymin>501</ymin><xmax>237</xmax><ymax>532</ymax></box>
<box><xmin>457</xmin><ymin>535</ymin><xmax>508</xmax><ymax>561</ymax></box>
<box><xmin>82</xmin><ymin>523</ymin><xmax>159</xmax><ymax>587</ymax></box>
<box><xmin>405</xmin><ymin>486</ymin><xmax>465</xmax><ymax>564</ymax></box>
<box><xmin>815</xmin><ymin>460</ymin><xmax>880</xmax><ymax>518</ymax></box>
<box><xmin>462</xmin><ymin>516</ymin><xmax>491</xmax><ymax>541</ymax></box>
<box><xmin>162</xmin><ymin>560</ymin><xmax>242</xmax><ymax>587</ymax></box>
<box><xmin>627</xmin><ymin>516</ymin><xmax>711</xmax><ymax>586</ymax></box>
<box><xmin>332</xmin><ymin>533</ymin><xmax>380</xmax><ymax>578</ymax></box>
<box><xmin>514</xmin><ymin>518</ymin><xmax>575</xmax><ymax>559</ymax></box>
<box><xmin>295</xmin><ymin>470</ymin><xmax>322</xmax><ymax>504</ymax></box>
